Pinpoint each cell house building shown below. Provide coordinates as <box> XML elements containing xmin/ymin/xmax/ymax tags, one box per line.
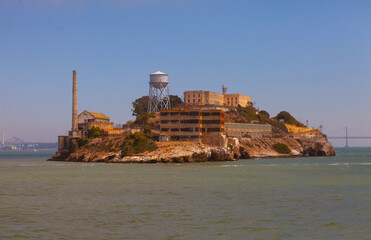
<box><xmin>160</xmin><ymin>107</ymin><xmax>226</xmax><ymax>146</ymax></box>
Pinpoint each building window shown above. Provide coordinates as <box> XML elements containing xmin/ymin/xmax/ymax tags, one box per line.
<box><xmin>235</xmin><ymin>97</ymin><xmax>237</xmax><ymax>100</ymax></box>
<box><xmin>188</xmin><ymin>100</ymin><xmax>190</xmax><ymax>103</ymax></box>
<box><xmin>193</xmin><ymin>99</ymin><xmax>195</xmax><ymax>103</ymax></box>
<box><xmin>193</xmin><ymin>94</ymin><xmax>195</xmax><ymax>97</ymax></box>
<box><xmin>235</xmin><ymin>101</ymin><xmax>237</xmax><ymax>104</ymax></box>
<box><xmin>198</xmin><ymin>94</ymin><xmax>200</xmax><ymax>97</ymax></box>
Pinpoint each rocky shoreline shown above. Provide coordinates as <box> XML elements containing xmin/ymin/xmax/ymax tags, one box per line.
<box><xmin>49</xmin><ymin>135</ymin><xmax>335</xmax><ymax>163</ymax></box>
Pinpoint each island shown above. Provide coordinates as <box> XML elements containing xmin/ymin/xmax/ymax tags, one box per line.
<box><xmin>49</xmin><ymin>70</ymin><xmax>335</xmax><ymax>163</ymax></box>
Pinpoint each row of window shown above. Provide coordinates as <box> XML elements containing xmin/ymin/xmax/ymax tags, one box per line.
<box><xmin>225</xmin><ymin>124</ymin><xmax>271</xmax><ymax>131</ymax></box>
<box><xmin>161</xmin><ymin>111</ymin><xmax>199</xmax><ymax>116</ymax></box>
<box><xmin>187</xmin><ymin>94</ymin><xmax>201</xmax><ymax>98</ymax></box>
<box><xmin>161</xmin><ymin>120</ymin><xmax>221</xmax><ymax>124</ymax></box>
<box><xmin>186</xmin><ymin>95</ymin><xmax>237</xmax><ymax>101</ymax></box>
<box><xmin>187</xmin><ymin>99</ymin><xmax>201</xmax><ymax>103</ymax></box>
<box><xmin>227</xmin><ymin>132</ymin><xmax>271</xmax><ymax>137</ymax></box>
<box><xmin>161</xmin><ymin>128</ymin><xmax>222</xmax><ymax>132</ymax></box>
<box><xmin>160</xmin><ymin>111</ymin><xmax>222</xmax><ymax>117</ymax></box>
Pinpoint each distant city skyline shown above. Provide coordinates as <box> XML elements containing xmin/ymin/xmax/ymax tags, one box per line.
<box><xmin>1</xmin><ymin>0</ymin><xmax>370</xmax><ymax>146</ymax></box>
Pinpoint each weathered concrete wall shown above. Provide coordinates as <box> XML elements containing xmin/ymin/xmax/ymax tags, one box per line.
<box><xmin>224</xmin><ymin>94</ymin><xmax>252</xmax><ymax>107</ymax></box>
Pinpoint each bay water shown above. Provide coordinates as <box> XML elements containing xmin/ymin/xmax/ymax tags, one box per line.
<box><xmin>0</xmin><ymin>148</ymin><xmax>370</xmax><ymax>239</ymax></box>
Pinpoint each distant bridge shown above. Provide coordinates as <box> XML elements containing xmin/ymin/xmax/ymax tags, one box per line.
<box><xmin>327</xmin><ymin>127</ymin><xmax>371</xmax><ymax>147</ymax></box>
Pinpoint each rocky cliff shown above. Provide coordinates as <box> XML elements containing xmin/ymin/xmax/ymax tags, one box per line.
<box><xmin>49</xmin><ymin>134</ymin><xmax>335</xmax><ymax>163</ymax></box>
<box><xmin>49</xmin><ymin>139</ymin><xmax>233</xmax><ymax>163</ymax></box>
<box><xmin>229</xmin><ymin>136</ymin><xmax>335</xmax><ymax>159</ymax></box>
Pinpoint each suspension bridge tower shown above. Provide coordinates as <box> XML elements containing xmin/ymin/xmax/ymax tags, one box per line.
<box><xmin>148</xmin><ymin>71</ymin><xmax>171</xmax><ymax>113</ymax></box>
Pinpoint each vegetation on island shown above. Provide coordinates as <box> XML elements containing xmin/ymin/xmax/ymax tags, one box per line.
<box><xmin>231</xmin><ymin>106</ymin><xmax>306</xmax><ymax>135</ymax></box>
<box><xmin>72</xmin><ymin>130</ymin><xmax>158</xmax><ymax>157</ymax></box>
<box><xmin>121</xmin><ymin>132</ymin><xmax>157</xmax><ymax>157</ymax></box>
<box><xmin>133</xmin><ymin>113</ymin><xmax>154</xmax><ymax>124</ymax></box>
<box><xmin>274</xmin><ymin>111</ymin><xmax>305</xmax><ymax>127</ymax></box>
<box><xmin>236</xmin><ymin>105</ymin><xmax>258</xmax><ymax>122</ymax></box>
<box><xmin>90</xmin><ymin>126</ymin><xmax>104</xmax><ymax>138</ymax></box>
<box><xmin>272</xmin><ymin>143</ymin><xmax>291</xmax><ymax>154</ymax></box>
<box><xmin>131</xmin><ymin>95</ymin><xmax>183</xmax><ymax>116</ymax></box>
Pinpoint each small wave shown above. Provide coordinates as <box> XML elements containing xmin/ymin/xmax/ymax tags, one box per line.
<box><xmin>14</xmin><ymin>163</ymin><xmax>68</xmax><ymax>167</ymax></box>
<box><xmin>217</xmin><ymin>165</ymin><xmax>241</xmax><ymax>167</ymax></box>
<box><xmin>328</xmin><ymin>162</ymin><xmax>371</xmax><ymax>166</ymax></box>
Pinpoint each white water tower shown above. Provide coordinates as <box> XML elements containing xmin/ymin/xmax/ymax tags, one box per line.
<box><xmin>148</xmin><ymin>71</ymin><xmax>171</xmax><ymax>113</ymax></box>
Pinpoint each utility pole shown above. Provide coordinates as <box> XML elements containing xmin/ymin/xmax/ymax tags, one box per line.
<box><xmin>345</xmin><ymin>127</ymin><xmax>349</xmax><ymax>148</ymax></box>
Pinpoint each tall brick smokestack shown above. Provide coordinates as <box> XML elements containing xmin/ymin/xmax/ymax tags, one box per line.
<box><xmin>72</xmin><ymin>70</ymin><xmax>78</xmax><ymax>131</ymax></box>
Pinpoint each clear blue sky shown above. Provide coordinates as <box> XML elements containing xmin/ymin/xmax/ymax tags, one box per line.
<box><xmin>1</xmin><ymin>0</ymin><xmax>370</xmax><ymax>146</ymax></box>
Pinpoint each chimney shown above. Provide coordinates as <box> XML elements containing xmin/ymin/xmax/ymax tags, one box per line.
<box><xmin>72</xmin><ymin>70</ymin><xmax>78</xmax><ymax>131</ymax></box>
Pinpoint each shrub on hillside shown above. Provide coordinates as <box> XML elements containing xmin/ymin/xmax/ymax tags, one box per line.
<box><xmin>77</xmin><ymin>138</ymin><xmax>89</xmax><ymax>147</ymax></box>
<box><xmin>259</xmin><ymin>110</ymin><xmax>270</xmax><ymax>119</ymax></box>
<box><xmin>266</xmin><ymin>119</ymin><xmax>288</xmax><ymax>133</ymax></box>
<box><xmin>274</xmin><ymin>111</ymin><xmax>305</xmax><ymax>127</ymax></box>
<box><xmin>134</xmin><ymin>112</ymin><xmax>154</xmax><ymax>124</ymax></box>
<box><xmin>272</xmin><ymin>143</ymin><xmax>291</xmax><ymax>154</ymax></box>
<box><xmin>237</xmin><ymin>105</ymin><xmax>259</xmax><ymax>122</ymax></box>
<box><xmin>90</xmin><ymin>126</ymin><xmax>103</xmax><ymax>138</ymax></box>
<box><xmin>121</xmin><ymin>132</ymin><xmax>157</xmax><ymax>157</ymax></box>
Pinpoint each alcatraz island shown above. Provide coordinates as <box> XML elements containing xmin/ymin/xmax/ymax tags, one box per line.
<box><xmin>49</xmin><ymin>70</ymin><xmax>335</xmax><ymax>163</ymax></box>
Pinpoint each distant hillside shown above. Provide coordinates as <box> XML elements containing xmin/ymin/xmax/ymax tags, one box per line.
<box><xmin>6</xmin><ymin>137</ymin><xmax>25</xmax><ymax>144</ymax></box>
<box><xmin>0</xmin><ymin>142</ymin><xmax>58</xmax><ymax>150</ymax></box>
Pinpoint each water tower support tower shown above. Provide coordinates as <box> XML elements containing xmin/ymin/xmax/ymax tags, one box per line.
<box><xmin>148</xmin><ymin>71</ymin><xmax>171</xmax><ymax>113</ymax></box>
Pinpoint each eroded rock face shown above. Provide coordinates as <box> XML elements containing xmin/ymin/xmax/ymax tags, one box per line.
<box><xmin>234</xmin><ymin>137</ymin><xmax>303</xmax><ymax>159</ymax></box>
<box><xmin>49</xmin><ymin>141</ymin><xmax>234</xmax><ymax>163</ymax></box>
<box><xmin>301</xmin><ymin>139</ymin><xmax>336</xmax><ymax>157</ymax></box>
<box><xmin>230</xmin><ymin>136</ymin><xmax>335</xmax><ymax>159</ymax></box>
<box><xmin>48</xmin><ymin>134</ymin><xmax>335</xmax><ymax>163</ymax></box>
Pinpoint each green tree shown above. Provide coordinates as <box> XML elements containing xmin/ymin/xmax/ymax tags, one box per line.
<box><xmin>121</xmin><ymin>132</ymin><xmax>157</xmax><ymax>157</ymax></box>
<box><xmin>274</xmin><ymin>111</ymin><xmax>305</xmax><ymax>127</ymax></box>
<box><xmin>143</xmin><ymin>125</ymin><xmax>151</xmax><ymax>135</ymax></box>
<box><xmin>131</xmin><ymin>96</ymin><xmax>149</xmax><ymax>116</ymax></box>
<box><xmin>90</xmin><ymin>126</ymin><xmax>103</xmax><ymax>138</ymax></box>
<box><xmin>134</xmin><ymin>113</ymin><xmax>154</xmax><ymax>124</ymax></box>
<box><xmin>132</xmin><ymin>95</ymin><xmax>183</xmax><ymax>116</ymax></box>
<box><xmin>237</xmin><ymin>105</ymin><xmax>259</xmax><ymax>122</ymax></box>
<box><xmin>170</xmin><ymin>95</ymin><xmax>183</xmax><ymax>107</ymax></box>
<box><xmin>259</xmin><ymin>110</ymin><xmax>270</xmax><ymax>118</ymax></box>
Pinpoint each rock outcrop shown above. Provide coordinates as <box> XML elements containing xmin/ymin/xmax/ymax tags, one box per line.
<box><xmin>49</xmin><ymin>141</ymin><xmax>234</xmax><ymax>163</ymax></box>
<box><xmin>301</xmin><ymin>138</ymin><xmax>336</xmax><ymax>156</ymax></box>
<box><xmin>49</xmin><ymin>134</ymin><xmax>335</xmax><ymax>163</ymax></box>
<box><xmin>229</xmin><ymin>136</ymin><xmax>335</xmax><ymax>159</ymax></box>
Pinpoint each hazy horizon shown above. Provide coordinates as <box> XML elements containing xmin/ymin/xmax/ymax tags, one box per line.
<box><xmin>1</xmin><ymin>0</ymin><xmax>370</xmax><ymax>147</ymax></box>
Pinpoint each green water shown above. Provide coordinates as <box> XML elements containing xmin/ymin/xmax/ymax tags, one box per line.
<box><xmin>0</xmin><ymin>149</ymin><xmax>370</xmax><ymax>240</ymax></box>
